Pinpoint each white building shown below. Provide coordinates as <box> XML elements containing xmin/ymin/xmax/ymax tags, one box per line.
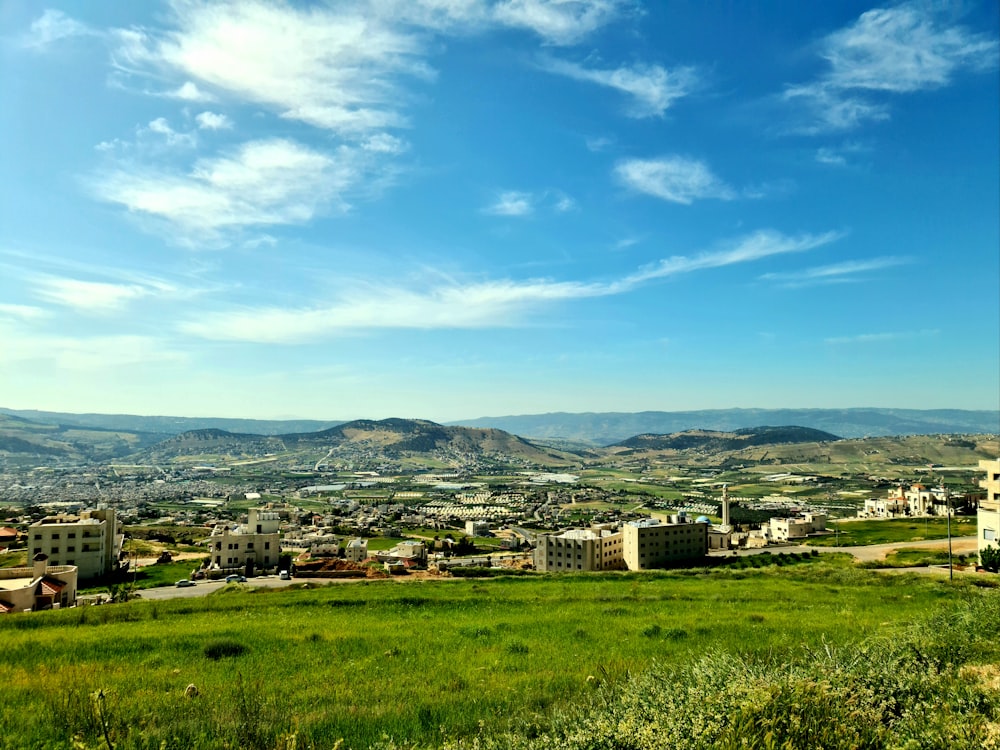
<box><xmin>978</xmin><ymin>458</ymin><xmax>1000</xmax><ymax>567</ymax></box>
<box><xmin>0</xmin><ymin>554</ymin><xmax>78</xmax><ymax>613</ymax></box>
<box><xmin>208</xmin><ymin>508</ymin><xmax>281</xmax><ymax>573</ymax></box>
<box><xmin>28</xmin><ymin>508</ymin><xmax>122</xmax><ymax>581</ymax></box>
<box><xmin>769</xmin><ymin>512</ymin><xmax>827</xmax><ymax>542</ymax></box>
<box><xmin>345</xmin><ymin>538</ymin><xmax>368</xmax><ymax>562</ymax></box>
<box><xmin>465</xmin><ymin>520</ymin><xmax>490</xmax><ymax>536</ymax></box>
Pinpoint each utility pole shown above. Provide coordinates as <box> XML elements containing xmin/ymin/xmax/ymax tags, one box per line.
<box><xmin>942</xmin><ymin>477</ymin><xmax>953</xmax><ymax>582</ymax></box>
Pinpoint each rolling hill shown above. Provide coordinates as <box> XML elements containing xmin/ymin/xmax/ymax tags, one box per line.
<box><xmin>614</xmin><ymin>426</ymin><xmax>841</xmax><ymax>452</ymax></box>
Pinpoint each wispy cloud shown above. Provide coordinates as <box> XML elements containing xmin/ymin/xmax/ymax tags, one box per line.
<box><xmin>614</xmin><ymin>156</ymin><xmax>738</xmax><ymax>205</ymax></box>
<box><xmin>492</xmin><ymin>0</ymin><xmax>628</xmax><ymax>45</ymax></box>
<box><xmin>31</xmin><ymin>277</ymin><xmax>172</xmax><ymax>314</ymax></box>
<box><xmin>825</xmin><ymin>329</ymin><xmax>938</xmax><ymax>345</ymax></box>
<box><xmin>91</xmin><ymin>138</ymin><xmax>372</xmax><ymax>241</ymax></box>
<box><xmin>483</xmin><ymin>189</ymin><xmax>576</xmax><ymax>216</ymax></box>
<box><xmin>484</xmin><ymin>190</ymin><xmax>535</xmax><ymax>216</ymax></box>
<box><xmin>760</xmin><ymin>256</ymin><xmax>905</xmax><ymax>287</ymax></box>
<box><xmin>618</xmin><ymin>230</ymin><xmax>842</xmax><ymax>287</ymax></box>
<box><xmin>195</xmin><ymin>111</ymin><xmax>232</xmax><ymax>130</ymax></box>
<box><xmin>0</xmin><ymin>303</ymin><xmax>51</xmax><ymax>321</ymax></box>
<box><xmin>180</xmin><ymin>229</ymin><xmax>841</xmax><ymax>342</ymax></box>
<box><xmin>142</xmin><ymin>117</ymin><xmax>197</xmax><ymax>147</ymax></box>
<box><xmin>22</xmin><ymin>9</ymin><xmax>95</xmax><ymax>48</ymax></box>
<box><xmin>540</xmin><ymin>57</ymin><xmax>698</xmax><ymax>117</ymax></box>
<box><xmin>111</xmin><ymin>1</ymin><xmax>430</xmax><ymax>137</ymax></box>
<box><xmin>784</xmin><ymin>3</ymin><xmax>998</xmax><ymax>132</ymax></box>
<box><xmin>0</xmin><ymin>321</ymin><xmax>187</xmax><ymax>370</ymax></box>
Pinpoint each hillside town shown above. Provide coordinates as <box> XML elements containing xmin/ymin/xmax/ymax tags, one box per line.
<box><xmin>2</xmin><ymin>458</ymin><xmax>997</xmax><ymax>614</ymax></box>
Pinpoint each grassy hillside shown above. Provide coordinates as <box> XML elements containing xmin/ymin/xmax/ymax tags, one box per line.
<box><xmin>0</xmin><ymin>560</ymin><xmax>996</xmax><ymax>749</ymax></box>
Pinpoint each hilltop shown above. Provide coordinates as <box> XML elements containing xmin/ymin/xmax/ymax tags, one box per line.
<box><xmin>129</xmin><ymin>418</ymin><xmax>577</xmax><ymax>468</ymax></box>
<box><xmin>613</xmin><ymin>426</ymin><xmax>840</xmax><ymax>452</ymax></box>
<box><xmin>450</xmin><ymin>408</ymin><xmax>1000</xmax><ymax>443</ymax></box>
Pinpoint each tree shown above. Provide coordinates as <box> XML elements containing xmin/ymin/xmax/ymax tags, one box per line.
<box><xmin>980</xmin><ymin>545</ymin><xmax>1000</xmax><ymax>573</ymax></box>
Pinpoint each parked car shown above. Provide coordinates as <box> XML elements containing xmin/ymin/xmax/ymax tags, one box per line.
<box><xmin>175</xmin><ymin>579</ymin><xmax>195</xmax><ymax>588</ymax></box>
<box><xmin>225</xmin><ymin>574</ymin><xmax>247</xmax><ymax>584</ymax></box>
<box><xmin>279</xmin><ymin>570</ymin><xmax>290</xmax><ymax>580</ymax></box>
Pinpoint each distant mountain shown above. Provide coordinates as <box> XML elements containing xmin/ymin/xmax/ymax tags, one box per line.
<box><xmin>0</xmin><ymin>408</ymin><xmax>341</xmax><ymax>437</ymax></box>
<box><xmin>134</xmin><ymin>418</ymin><xmax>577</xmax><ymax>467</ymax></box>
<box><xmin>449</xmin><ymin>408</ymin><xmax>1000</xmax><ymax>444</ymax></box>
<box><xmin>615</xmin><ymin>426</ymin><xmax>840</xmax><ymax>452</ymax></box>
<box><xmin>0</xmin><ymin>412</ymin><xmax>165</xmax><ymax>463</ymax></box>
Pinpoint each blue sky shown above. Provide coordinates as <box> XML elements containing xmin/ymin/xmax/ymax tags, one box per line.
<box><xmin>1</xmin><ymin>0</ymin><xmax>997</xmax><ymax>422</ymax></box>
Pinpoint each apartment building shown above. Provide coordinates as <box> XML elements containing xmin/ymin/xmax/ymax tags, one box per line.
<box><xmin>978</xmin><ymin>458</ymin><xmax>1000</xmax><ymax>567</ymax></box>
<box><xmin>769</xmin><ymin>512</ymin><xmax>827</xmax><ymax>542</ymax></box>
<box><xmin>534</xmin><ymin>528</ymin><xmax>624</xmax><ymax>571</ymax></box>
<box><xmin>208</xmin><ymin>508</ymin><xmax>281</xmax><ymax>573</ymax></box>
<box><xmin>28</xmin><ymin>508</ymin><xmax>122</xmax><ymax>581</ymax></box>
<box><xmin>622</xmin><ymin>518</ymin><xmax>707</xmax><ymax>570</ymax></box>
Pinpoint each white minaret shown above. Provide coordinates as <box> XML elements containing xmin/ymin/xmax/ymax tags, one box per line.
<box><xmin>721</xmin><ymin>484</ymin><xmax>731</xmax><ymax>528</ymax></box>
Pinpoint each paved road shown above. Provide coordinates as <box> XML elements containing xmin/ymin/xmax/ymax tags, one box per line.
<box><xmin>136</xmin><ymin>575</ymin><xmax>297</xmax><ymax>601</ymax></box>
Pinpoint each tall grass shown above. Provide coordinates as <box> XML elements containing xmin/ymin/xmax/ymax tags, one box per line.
<box><xmin>0</xmin><ymin>560</ymin><xmax>995</xmax><ymax>749</ymax></box>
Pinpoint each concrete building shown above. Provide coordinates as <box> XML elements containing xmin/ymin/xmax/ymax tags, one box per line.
<box><xmin>28</xmin><ymin>508</ymin><xmax>122</xmax><ymax>581</ymax></box>
<box><xmin>208</xmin><ymin>508</ymin><xmax>281</xmax><ymax>573</ymax></box>
<box><xmin>465</xmin><ymin>520</ymin><xmax>490</xmax><ymax>536</ymax></box>
<box><xmin>862</xmin><ymin>485</ymin><xmax>949</xmax><ymax>518</ymax></box>
<box><xmin>769</xmin><ymin>512</ymin><xmax>827</xmax><ymax>542</ymax></box>
<box><xmin>345</xmin><ymin>538</ymin><xmax>368</xmax><ymax>562</ymax></box>
<box><xmin>978</xmin><ymin>458</ymin><xmax>1000</xmax><ymax>567</ymax></box>
<box><xmin>622</xmin><ymin>517</ymin><xmax>707</xmax><ymax>569</ymax></box>
<box><xmin>0</xmin><ymin>554</ymin><xmax>78</xmax><ymax>613</ymax></box>
<box><xmin>534</xmin><ymin>528</ymin><xmax>624</xmax><ymax>572</ymax></box>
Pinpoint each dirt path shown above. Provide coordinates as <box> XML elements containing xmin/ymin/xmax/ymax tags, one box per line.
<box><xmin>799</xmin><ymin>535</ymin><xmax>979</xmax><ymax>562</ymax></box>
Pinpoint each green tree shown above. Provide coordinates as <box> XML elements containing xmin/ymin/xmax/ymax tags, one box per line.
<box><xmin>980</xmin><ymin>544</ymin><xmax>1000</xmax><ymax>573</ymax></box>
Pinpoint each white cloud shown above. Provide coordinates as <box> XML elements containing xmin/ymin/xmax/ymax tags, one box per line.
<box><xmin>167</xmin><ymin>81</ymin><xmax>215</xmax><ymax>102</ymax></box>
<box><xmin>180</xmin><ymin>229</ymin><xmax>840</xmax><ymax>343</ymax></box>
<box><xmin>23</xmin><ymin>9</ymin><xmax>94</xmax><ymax>48</ymax></box>
<box><xmin>113</xmin><ymin>1</ymin><xmax>430</xmax><ymax>137</ymax></box>
<box><xmin>815</xmin><ymin>147</ymin><xmax>847</xmax><ymax>166</ymax></box>
<box><xmin>195</xmin><ymin>111</ymin><xmax>232</xmax><ymax>130</ymax></box>
<box><xmin>618</xmin><ymin>230</ymin><xmax>842</xmax><ymax>287</ymax></box>
<box><xmin>759</xmin><ymin>256</ymin><xmax>906</xmax><ymax>287</ymax></box>
<box><xmin>484</xmin><ymin>190</ymin><xmax>535</xmax><ymax>216</ymax></box>
<box><xmin>31</xmin><ymin>277</ymin><xmax>174</xmax><ymax>314</ymax></box>
<box><xmin>614</xmin><ymin>156</ymin><xmax>737</xmax><ymax>205</ymax></box>
<box><xmin>361</xmin><ymin>133</ymin><xmax>408</xmax><ymax>154</ymax></box>
<box><xmin>143</xmin><ymin>117</ymin><xmax>197</xmax><ymax>147</ymax></box>
<box><xmin>92</xmin><ymin>138</ymin><xmax>367</xmax><ymax>240</ymax></box>
<box><xmin>0</xmin><ymin>322</ymin><xmax>187</xmax><ymax>370</ymax></box>
<box><xmin>492</xmin><ymin>0</ymin><xmax>627</xmax><ymax>45</ymax></box>
<box><xmin>825</xmin><ymin>329</ymin><xmax>938</xmax><ymax>345</ymax></box>
<box><xmin>540</xmin><ymin>58</ymin><xmax>698</xmax><ymax>117</ymax></box>
<box><xmin>784</xmin><ymin>3</ymin><xmax>998</xmax><ymax>132</ymax></box>
<box><xmin>0</xmin><ymin>303</ymin><xmax>51</xmax><ymax>321</ymax></box>
<box><xmin>553</xmin><ymin>192</ymin><xmax>576</xmax><ymax>212</ymax></box>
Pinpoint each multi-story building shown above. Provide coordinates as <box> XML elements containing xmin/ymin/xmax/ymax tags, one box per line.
<box><xmin>978</xmin><ymin>458</ymin><xmax>1000</xmax><ymax>567</ymax></box>
<box><xmin>769</xmin><ymin>512</ymin><xmax>827</xmax><ymax>542</ymax></box>
<box><xmin>28</xmin><ymin>508</ymin><xmax>122</xmax><ymax>581</ymax></box>
<box><xmin>208</xmin><ymin>508</ymin><xmax>281</xmax><ymax>573</ymax></box>
<box><xmin>534</xmin><ymin>528</ymin><xmax>624</xmax><ymax>571</ymax></box>
<box><xmin>622</xmin><ymin>518</ymin><xmax>707</xmax><ymax>569</ymax></box>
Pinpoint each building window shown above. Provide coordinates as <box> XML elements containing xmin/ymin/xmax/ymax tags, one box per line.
<box><xmin>67</xmin><ymin>546</ymin><xmax>75</xmax><ymax>552</ymax></box>
<box><xmin>68</xmin><ymin>533</ymin><xmax>76</xmax><ymax>539</ymax></box>
<box><xmin>264</xmin><ymin>542</ymin><xmax>270</xmax><ymax>549</ymax></box>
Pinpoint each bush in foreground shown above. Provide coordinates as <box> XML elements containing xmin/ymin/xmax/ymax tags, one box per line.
<box><xmin>384</xmin><ymin>594</ymin><xmax>1000</xmax><ymax>750</ymax></box>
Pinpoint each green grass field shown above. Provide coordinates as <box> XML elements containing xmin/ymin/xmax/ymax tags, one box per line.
<box><xmin>806</xmin><ymin>516</ymin><xmax>979</xmax><ymax>546</ymax></box>
<box><xmin>1</xmin><ymin>558</ymin><xmax>996</xmax><ymax>749</ymax></box>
